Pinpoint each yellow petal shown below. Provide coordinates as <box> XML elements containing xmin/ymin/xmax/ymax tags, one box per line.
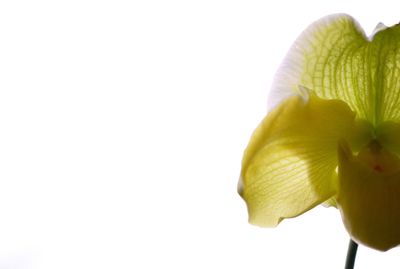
<box><xmin>337</xmin><ymin>140</ymin><xmax>400</xmax><ymax>251</ymax></box>
<box><xmin>239</xmin><ymin>93</ymin><xmax>368</xmax><ymax>227</ymax></box>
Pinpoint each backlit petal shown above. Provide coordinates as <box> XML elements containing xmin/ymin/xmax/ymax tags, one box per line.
<box><xmin>239</xmin><ymin>93</ymin><xmax>369</xmax><ymax>227</ymax></box>
<box><xmin>270</xmin><ymin>14</ymin><xmax>400</xmax><ymax>124</ymax></box>
<box><xmin>371</xmin><ymin>26</ymin><xmax>400</xmax><ymax>122</ymax></box>
<box><xmin>269</xmin><ymin>14</ymin><xmax>369</xmax><ymax>116</ymax></box>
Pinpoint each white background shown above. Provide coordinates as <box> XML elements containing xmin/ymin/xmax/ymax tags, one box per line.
<box><xmin>1</xmin><ymin>0</ymin><xmax>400</xmax><ymax>268</ymax></box>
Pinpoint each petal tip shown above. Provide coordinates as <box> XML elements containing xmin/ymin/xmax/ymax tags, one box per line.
<box><xmin>369</xmin><ymin>22</ymin><xmax>388</xmax><ymax>40</ymax></box>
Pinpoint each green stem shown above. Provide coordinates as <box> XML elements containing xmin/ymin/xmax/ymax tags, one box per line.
<box><xmin>345</xmin><ymin>239</ymin><xmax>358</xmax><ymax>269</ymax></box>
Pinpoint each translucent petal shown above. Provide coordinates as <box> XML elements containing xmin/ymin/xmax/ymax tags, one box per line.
<box><xmin>269</xmin><ymin>14</ymin><xmax>369</xmax><ymax>116</ymax></box>
<box><xmin>337</xmin><ymin>141</ymin><xmax>400</xmax><ymax>251</ymax></box>
<box><xmin>270</xmin><ymin>14</ymin><xmax>400</xmax><ymax>124</ymax></box>
<box><xmin>239</xmin><ymin>93</ymin><xmax>367</xmax><ymax>227</ymax></box>
<box><xmin>371</xmin><ymin>26</ymin><xmax>400</xmax><ymax>122</ymax></box>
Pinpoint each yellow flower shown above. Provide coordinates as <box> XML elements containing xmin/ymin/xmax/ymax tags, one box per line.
<box><xmin>238</xmin><ymin>14</ymin><xmax>400</xmax><ymax>251</ymax></box>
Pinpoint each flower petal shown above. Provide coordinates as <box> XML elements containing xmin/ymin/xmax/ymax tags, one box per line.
<box><xmin>371</xmin><ymin>25</ymin><xmax>400</xmax><ymax>122</ymax></box>
<box><xmin>239</xmin><ymin>93</ymin><xmax>367</xmax><ymax>227</ymax></box>
<box><xmin>270</xmin><ymin>14</ymin><xmax>400</xmax><ymax>124</ymax></box>
<box><xmin>337</xmin><ymin>140</ymin><xmax>400</xmax><ymax>251</ymax></box>
<box><xmin>269</xmin><ymin>14</ymin><xmax>369</xmax><ymax>116</ymax></box>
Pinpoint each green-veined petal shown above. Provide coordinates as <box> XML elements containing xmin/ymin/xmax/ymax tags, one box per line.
<box><xmin>370</xmin><ymin>25</ymin><xmax>400</xmax><ymax>122</ymax></box>
<box><xmin>269</xmin><ymin>14</ymin><xmax>368</xmax><ymax>116</ymax></box>
<box><xmin>239</xmin><ymin>92</ymin><xmax>369</xmax><ymax>227</ymax></box>
<box><xmin>270</xmin><ymin>14</ymin><xmax>400</xmax><ymax>124</ymax></box>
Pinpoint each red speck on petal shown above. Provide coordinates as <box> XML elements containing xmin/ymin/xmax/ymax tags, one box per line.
<box><xmin>373</xmin><ymin>164</ymin><xmax>383</xmax><ymax>172</ymax></box>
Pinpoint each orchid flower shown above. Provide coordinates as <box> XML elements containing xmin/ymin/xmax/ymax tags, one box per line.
<box><xmin>239</xmin><ymin>14</ymin><xmax>400</xmax><ymax>252</ymax></box>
